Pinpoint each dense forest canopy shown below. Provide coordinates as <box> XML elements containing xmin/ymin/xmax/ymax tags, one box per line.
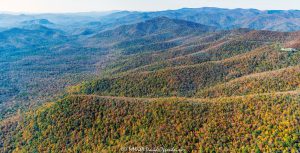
<box><xmin>1</xmin><ymin>7</ymin><xmax>300</xmax><ymax>152</ymax></box>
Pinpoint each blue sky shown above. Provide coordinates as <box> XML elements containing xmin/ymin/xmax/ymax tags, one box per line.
<box><xmin>1</xmin><ymin>0</ymin><xmax>300</xmax><ymax>13</ymax></box>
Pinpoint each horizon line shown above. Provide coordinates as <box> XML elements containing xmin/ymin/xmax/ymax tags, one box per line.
<box><xmin>1</xmin><ymin>7</ymin><xmax>300</xmax><ymax>15</ymax></box>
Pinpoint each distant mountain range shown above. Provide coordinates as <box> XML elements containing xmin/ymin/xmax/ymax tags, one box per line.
<box><xmin>21</xmin><ymin>19</ymin><xmax>54</xmax><ymax>25</ymax></box>
<box><xmin>85</xmin><ymin>17</ymin><xmax>217</xmax><ymax>48</ymax></box>
<box><xmin>0</xmin><ymin>25</ymin><xmax>66</xmax><ymax>49</ymax></box>
<box><xmin>1</xmin><ymin>7</ymin><xmax>300</xmax><ymax>32</ymax></box>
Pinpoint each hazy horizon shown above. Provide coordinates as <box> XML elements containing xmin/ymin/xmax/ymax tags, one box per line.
<box><xmin>1</xmin><ymin>7</ymin><xmax>300</xmax><ymax>15</ymax></box>
<box><xmin>1</xmin><ymin>0</ymin><xmax>300</xmax><ymax>13</ymax></box>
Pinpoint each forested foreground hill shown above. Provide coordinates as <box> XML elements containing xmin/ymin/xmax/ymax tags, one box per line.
<box><xmin>1</xmin><ymin>94</ymin><xmax>300</xmax><ymax>152</ymax></box>
<box><xmin>1</xmin><ymin>14</ymin><xmax>300</xmax><ymax>152</ymax></box>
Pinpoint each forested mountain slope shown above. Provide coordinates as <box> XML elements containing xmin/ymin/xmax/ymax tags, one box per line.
<box><xmin>104</xmin><ymin>29</ymin><xmax>292</xmax><ymax>75</ymax></box>
<box><xmin>1</xmin><ymin>93</ymin><xmax>299</xmax><ymax>152</ymax></box>
<box><xmin>75</xmin><ymin>48</ymin><xmax>300</xmax><ymax>97</ymax></box>
<box><xmin>197</xmin><ymin>65</ymin><xmax>300</xmax><ymax>98</ymax></box>
<box><xmin>1</xmin><ymin>14</ymin><xmax>300</xmax><ymax>153</ymax></box>
<box><xmin>0</xmin><ymin>17</ymin><xmax>216</xmax><ymax>120</ymax></box>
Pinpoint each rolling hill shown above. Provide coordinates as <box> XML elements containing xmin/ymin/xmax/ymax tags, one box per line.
<box><xmin>0</xmin><ymin>25</ymin><xmax>66</xmax><ymax>49</ymax></box>
<box><xmin>1</xmin><ymin>93</ymin><xmax>299</xmax><ymax>152</ymax></box>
